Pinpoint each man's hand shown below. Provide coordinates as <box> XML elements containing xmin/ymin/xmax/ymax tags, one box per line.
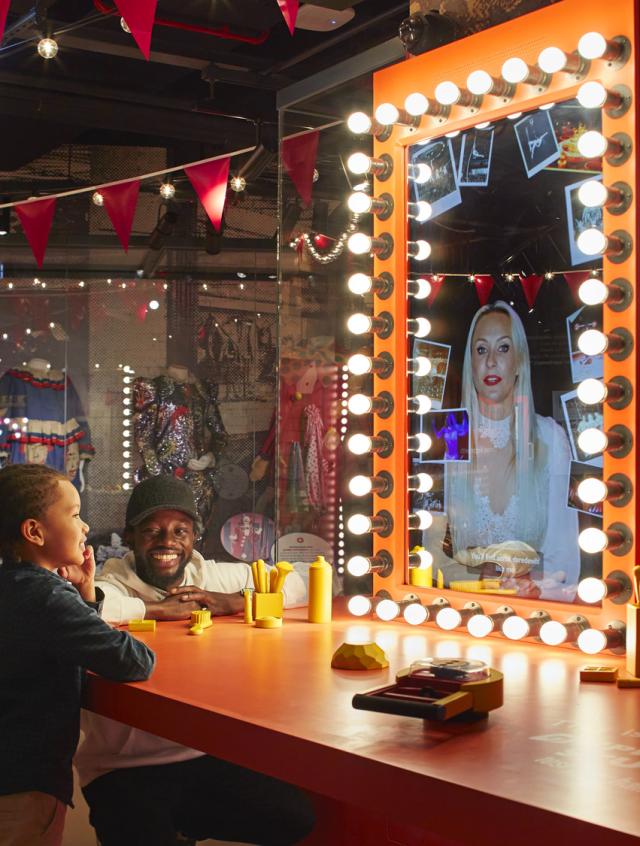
<box><xmin>143</xmin><ymin>593</ymin><xmax>205</xmax><ymax>621</ymax></box>
<box><xmin>168</xmin><ymin>585</ymin><xmax>244</xmax><ymax>616</ymax></box>
<box><xmin>59</xmin><ymin>545</ymin><xmax>97</xmax><ymax>603</ymax></box>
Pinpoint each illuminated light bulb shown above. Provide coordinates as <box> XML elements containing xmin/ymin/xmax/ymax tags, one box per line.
<box><xmin>230</xmin><ymin>176</ymin><xmax>246</xmax><ymax>192</ymax></box>
<box><xmin>348</xmin><ymin>475</ymin><xmax>373</xmax><ymax>496</ymax></box>
<box><xmin>578</xmin><ymin>527</ymin><xmax>608</xmax><ymax>554</ymax></box>
<box><xmin>507</xmin><ymin>112</ymin><xmax>522</xmax><ymax>120</ymax></box>
<box><xmin>578</xmin><ymin>180</ymin><xmax>608</xmax><ymax>208</ymax></box>
<box><xmin>578</xmin><ymin>31</ymin><xmax>627</xmax><ymax>63</ymax></box>
<box><xmin>577</xmin><ymin>130</ymin><xmax>607</xmax><ymax>159</ymax></box>
<box><xmin>159</xmin><ymin>182</ymin><xmax>176</xmax><ymax>200</ymax></box>
<box><xmin>501</xmin><ymin>57</ymin><xmax>548</xmax><ymax>86</ymax></box>
<box><xmin>577</xmin><ymin>629</ymin><xmax>608</xmax><ymax>654</ymax></box>
<box><xmin>466</xmin><ymin>70</ymin><xmax>493</xmax><ymax>95</ymax></box>
<box><xmin>577</xmin><ymin>577</ymin><xmax>607</xmax><ymax>604</ymax></box>
<box><xmin>348</xmin><ymin>595</ymin><xmax>372</xmax><ymax>616</ymax></box>
<box><xmin>404</xmin><ymin>92</ymin><xmax>428</xmax><ymax>116</ymax></box>
<box><xmin>408</xmin><ymin>277</ymin><xmax>431</xmax><ymax>299</ymax></box>
<box><xmin>348</xmin><ymin>394</ymin><xmax>373</xmax><ymax>415</ymax></box>
<box><xmin>577</xmin><ymin>428</ymin><xmax>608</xmax><ymax>455</ymax></box>
<box><xmin>408</xmin><ymin>201</ymin><xmax>432</xmax><ymax>222</ymax></box>
<box><xmin>347</xmin><ymin>354</ymin><xmax>372</xmax><ymax>375</ymax></box>
<box><xmin>407</xmin><ymin>163</ymin><xmax>432</xmax><ymax>184</ymax></box>
<box><xmin>578</xmin><ymin>278</ymin><xmax>607</xmax><ymax>305</ymax></box>
<box><xmin>577</xmin><ymin>81</ymin><xmax>608</xmax><ymax>108</ymax></box>
<box><xmin>404</xmin><ymin>603</ymin><xmax>428</xmax><ymax>626</ymax></box>
<box><xmin>410</xmin><ymin>550</ymin><xmax>434</xmax><ymax>572</ymax></box>
<box><xmin>375</xmin><ymin>103</ymin><xmax>400</xmax><ymax>125</ymax></box>
<box><xmin>347</xmin><ymin>556</ymin><xmax>371</xmax><ymax>577</ymax></box>
<box><xmin>375</xmin><ymin>599</ymin><xmax>400</xmax><ymax>621</ymax></box>
<box><xmin>577</xmin><ymin>329</ymin><xmax>607</xmax><ymax>356</ymax></box>
<box><xmin>577</xmin><ymin>477</ymin><xmax>607</xmax><ymax>504</ymax></box>
<box><xmin>576</xmin><ymin>228</ymin><xmax>606</xmax><ymax>256</ymax></box>
<box><xmin>408</xmin><ymin>432</ymin><xmax>431</xmax><ymax>453</ymax></box>
<box><xmin>347</xmin><ymin>434</ymin><xmax>372</xmax><ymax>455</ymax></box>
<box><xmin>347</xmin><ymin>273</ymin><xmax>373</xmax><ymax>295</ymax></box>
<box><xmin>576</xmin><ymin>378</ymin><xmax>606</xmax><ymax>405</ymax></box>
<box><xmin>37</xmin><ymin>37</ymin><xmax>58</xmax><ymax>59</ymax></box>
<box><xmin>347</xmin><ymin>313</ymin><xmax>373</xmax><ymax>335</ymax></box>
<box><xmin>148</xmin><ymin>299</ymin><xmax>160</xmax><ymax>311</ymax></box>
<box><xmin>409</xmin><ymin>394</ymin><xmax>432</xmax><ymax>415</ymax></box>
<box><xmin>92</xmin><ymin>191</ymin><xmax>105</xmax><ymax>207</ymax></box>
<box><xmin>434</xmin><ymin>81</ymin><xmax>461</xmax><ymax>105</ymax></box>
<box><xmin>467</xmin><ymin>614</ymin><xmax>495</xmax><ymax>638</ymax></box>
<box><xmin>436</xmin><ymin>607</ymin><xmax>462</xmax><ymax>630</ymax></box>
<box><xmin>347</xmin><ymin>514</ymin><xmax>372</xmax><ymax>535</ymax></box>
<box><xmin>409</xmin><ymin>510</ymin><xmax>433</xmax><ymax>530</ymax></box>
<box><xmin>537</xmin><ymin>46</ymin><xmax>585</xmax><ymax>75</ymax></box>
<box><xmin>408</xmin><ymin>472</ymin><xmax>433</xmax><ymax>493</ymax></box>
<box><xmin>539</xmin><ymin>621</ymin><xmax>568</xmax><ymax>646</ymax></box>
<box><xmin>348</xmin><ymin>192</ymin><xmax>374</xmax><ymax>214</ymax></box>
<box><xmin>502</xmin><ymin>615</ymin><xmax>530</xmax><ymax>640</ymax></box>
<box><xmin>347</xmin><ymin>112</ymin><xmax>373</xmax><ymax>134</ymax></box>
<box><xmin>120</xmin><ymin>16</ymin><xmax>131</xmax><ymax>32</ymax></box>
<box><xmin>408</xmin><ymin>240</ymin><xmax>431</xmax><ymax>261</ymax></box>
<box><xmin>122</xmin><ymin>482</ymin><xmax>131</xmax><ymax>491</ymax></box>
<box><xmin>347</xmin><ymin>233</ymin><xmax>372</xmax><ymax>255</ymax></box>
<box><xmin>408</xmin><ymin>317</ymin><xmax>431</xmax><ymax>338</ymax></box>
<box><xmin>408</xmin><ymin>357</ymin><xmax>431</xmax><ymax>377</ymax></box>
<box><xmin>347</xmin><ymin>153</ymin><xmax>371</xmax><ymax>175</ymax></box>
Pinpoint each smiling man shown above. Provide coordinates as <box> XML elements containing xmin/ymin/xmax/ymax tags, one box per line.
<box><xmin>76</xmin><ymin>475</ymin><xmax>315</xmax><ymax>846</ymax></box>
<box><xmin>94</xmin><ymin>475</ymin><xmax>307</xmax><ymax>623</ymax></box>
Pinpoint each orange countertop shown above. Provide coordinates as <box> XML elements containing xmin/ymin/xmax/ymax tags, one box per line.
<box><xmin>83</xmin><ymin>606</ymin><xmax>640</xmax><ymax>846</ymax></box>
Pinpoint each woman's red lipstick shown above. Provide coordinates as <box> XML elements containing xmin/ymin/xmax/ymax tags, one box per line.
<box><xmin>483</xmin><ymin>375</ymin><xmax>502</xmax><ymax>385</ymax></box>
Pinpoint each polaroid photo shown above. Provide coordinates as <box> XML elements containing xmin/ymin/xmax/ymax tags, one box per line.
<box><xmin>408</xmin><ymin>138</ymin><xmax>462</xmax><ymax>218</ymax></box>
<box><xmin>546</xmin><ymin>103</ymin><xmax>603</xmax><ymax>174</ymax></box>
<box><xmin>560</xmin><ymin>389</ymin><xmax>604</xmax><ymax>468</ymax></box>
<box><xmin>420</xmin><ymin>408</ymin><xmax>470</xmax><ymax>463</ymax></box>
<box><xmin>564</xmin><ymin>175</ymin><xmax>604</xmax><ymax>266</ymax></box>
<box><xmin>566</xmin><ymin>305</ymin><xmax>603</xmax><ymax>383</ymax></box>
<box><xmin>457</xmin><ymin>128</ymin><xmax>495</xmax><ymax>187</ymax></box>
<box><xmin>567</xmin><ymin>461</ymin><xmax>603</xmax><ymax>519</ymax></box>
<box><xmin>513</xmin><ymin>110</ymin><xmax>561</xmax><ymax>178</ymax></box>
<box><xmin>412</xmin><ymin>339</ymin><xmax>451</xmax><ymax>410</ymax></box>
<box><xmin>410</xmin><ymin>462</ymin><xmax>446</xmax><ymax>514</ymax></box>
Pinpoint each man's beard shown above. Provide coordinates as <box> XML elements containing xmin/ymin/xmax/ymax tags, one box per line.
<box><xmin>135</xmin><ymin>554</ymin><xmax>189</xmax><ymax>591</ymax></box>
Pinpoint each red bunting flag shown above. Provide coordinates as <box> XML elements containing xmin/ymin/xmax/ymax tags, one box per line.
<box><xmin>564</xmin><ymin>271</ymin><xmax>594</xmax><ymax>303</ymax></box>
<box><xmin>101</xmin><ymin>180</ymin><xmax>141</xmax><ymax>253</ymax></box>
<box><xmin>519</xmin><ymin>274</ymin><xmax>544</xmax><ymax>309</ymax></box>
<box><xmin>0</xmin><ymin>1</ymin><xmax>10</xmax><ymax>46</ymax></box>
<box><xmin>185</xmin><ymin>157</ymin><xmax>231</xmax><ymax>233</ymax></box>
<box><xmin>426</xmin><ymin>274</ymin><xmax>445</xmax><ymax>308</ymax></box>
<box><xmin>277</xmin><ymin>0</ymin><xmax>299</xmax><ymax>34</ymax></box>
<box><xmin>473</xmin><ymin>274</ymin><xmax>494</xmax><ymax>306</ymax></box>
<box><xmin>113</xmin><ymin>0</ymin><xmax>157</xmax><ymax>60</ymax></box>
<box><xmin>14</xmin><ymin>198</ymin><xmax>56</xmax><ymax>268</ymax></box>
<box><xmin>281</xmin><ymin>131</ymin><xmax>319</xmax><ymax>208</ymax></box>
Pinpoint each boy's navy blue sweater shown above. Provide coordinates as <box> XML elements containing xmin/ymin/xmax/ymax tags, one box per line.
<box><xmin>0</xmin><ymin>561</ymin><xmax>155</xmax><ymax>805</ymax></box>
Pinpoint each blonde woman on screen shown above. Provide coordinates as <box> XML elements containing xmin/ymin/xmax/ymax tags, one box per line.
<box><xmin>441</xmin><ymin>301</ymin><xmax>579</xmax><ymax>600</ymax></box>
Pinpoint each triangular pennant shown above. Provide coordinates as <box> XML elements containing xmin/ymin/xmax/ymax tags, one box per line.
<box><xmin>14</xmin><ymin>198</ymin><xmax>56</xmax><ymax>268</ymax></box>
<box><xmin>184</xmin><ymin>157</ymin><xmax>231</xmax><ymax>233</ymax></box>
<box><xmin>113</xmin><ymin>0</ymin><xmax>158</xmax><ymax>60</ymax></box>
<box><xmin>474</xmin><ymin>274</ymin><xmax>494</xmax><ymax>306</ymax></box>
<box><xmin>277</xmin><ymin>0</ymin><xmax>299</xmax><ymax>35</ymax></box>
<box><xmin>426</xmin><ymin>274</ymin><xmax>445</xmax><ymax>308</ymax></box>
<box><xmin>281</xmin><ymin>131</ymin><xmax>319</xmax><ymax>208</ymax></box>
<box><xmin>0</xmin><ymin>1</ymin><xmax>11</xmax><ymax>46</ymax></box>
<box><xmin>519</xmin><ymin>274</ymin><xmax>544</xmax><ymax>309</ymax></box>
<box><xmin>564</xmin><ymin>271</ymin><xmax>594</xmax><ymax>303</ymax></box>
<box><xmin>101</xmin><ymin>180</ymin><xmax>141</xmax><ymax>253</ymax></box>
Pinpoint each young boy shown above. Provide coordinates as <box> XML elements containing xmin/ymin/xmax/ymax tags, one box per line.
<box><xmin>0</xmin><ymin>464</ymin><xmax>155</xmax><ymax>846</ymax></box>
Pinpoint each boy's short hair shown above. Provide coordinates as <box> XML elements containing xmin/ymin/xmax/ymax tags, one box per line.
<box><xmin>0</xmin><ymin>464</ymin><xmax>67</xmax><ymax>562</ymax></box>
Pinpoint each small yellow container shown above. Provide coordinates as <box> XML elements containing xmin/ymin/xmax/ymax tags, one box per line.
<box><xmin>253</xmin><ymin>592</ymin><xmax>284</xmax><ymax>619</ymax></box>
<box><xmin>626</xmin><ymin>603</ymin><xmax>640</xmax><ymax>678</ymax></box>
<box><xmin>308</xmin><ymin>555</ymin><xmax>332</xmax><ymax>623</ymax></box>
<box><xmin>128</xmin><ymin>620</ymin><xmax>156</xmax><ymax>632</ymax></box>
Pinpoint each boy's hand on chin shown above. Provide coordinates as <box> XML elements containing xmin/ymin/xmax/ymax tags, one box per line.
<box><xmin>59</xmin><ymin>546</ymin><xmax>97</xmax><ymax>602</ymax></box>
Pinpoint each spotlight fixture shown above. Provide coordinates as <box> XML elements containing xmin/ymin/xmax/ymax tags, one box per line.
<box><xmin>398</xmin><ymin>12</ymin><xmax>458</xmax><ymax>57</ymax></box>
<box><xmin>37</xmin><ymin>37</ymin><xmax>58</xmax><ymax>59</ymax></box>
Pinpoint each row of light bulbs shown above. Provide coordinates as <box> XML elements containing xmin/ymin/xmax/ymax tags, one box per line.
<box><xmin>346</xmin><ymin>592</ymin><xmax>625</xmax><ymax>654</ymax></box>
<box><xmin>121</xmin><ymin>366</ymin><xmax>135</xmax><ymax>491</ymax></box>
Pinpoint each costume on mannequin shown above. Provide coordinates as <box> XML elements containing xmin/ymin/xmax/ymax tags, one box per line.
<box><xmin>0</xmin><ymin>359</ymin><xmax>94</xmax><ymax>490</ymax></box>
<box><xmin>133</xmin><ymin>365</ymin><xmax>227</xmax><ymax>533</ymax></box>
